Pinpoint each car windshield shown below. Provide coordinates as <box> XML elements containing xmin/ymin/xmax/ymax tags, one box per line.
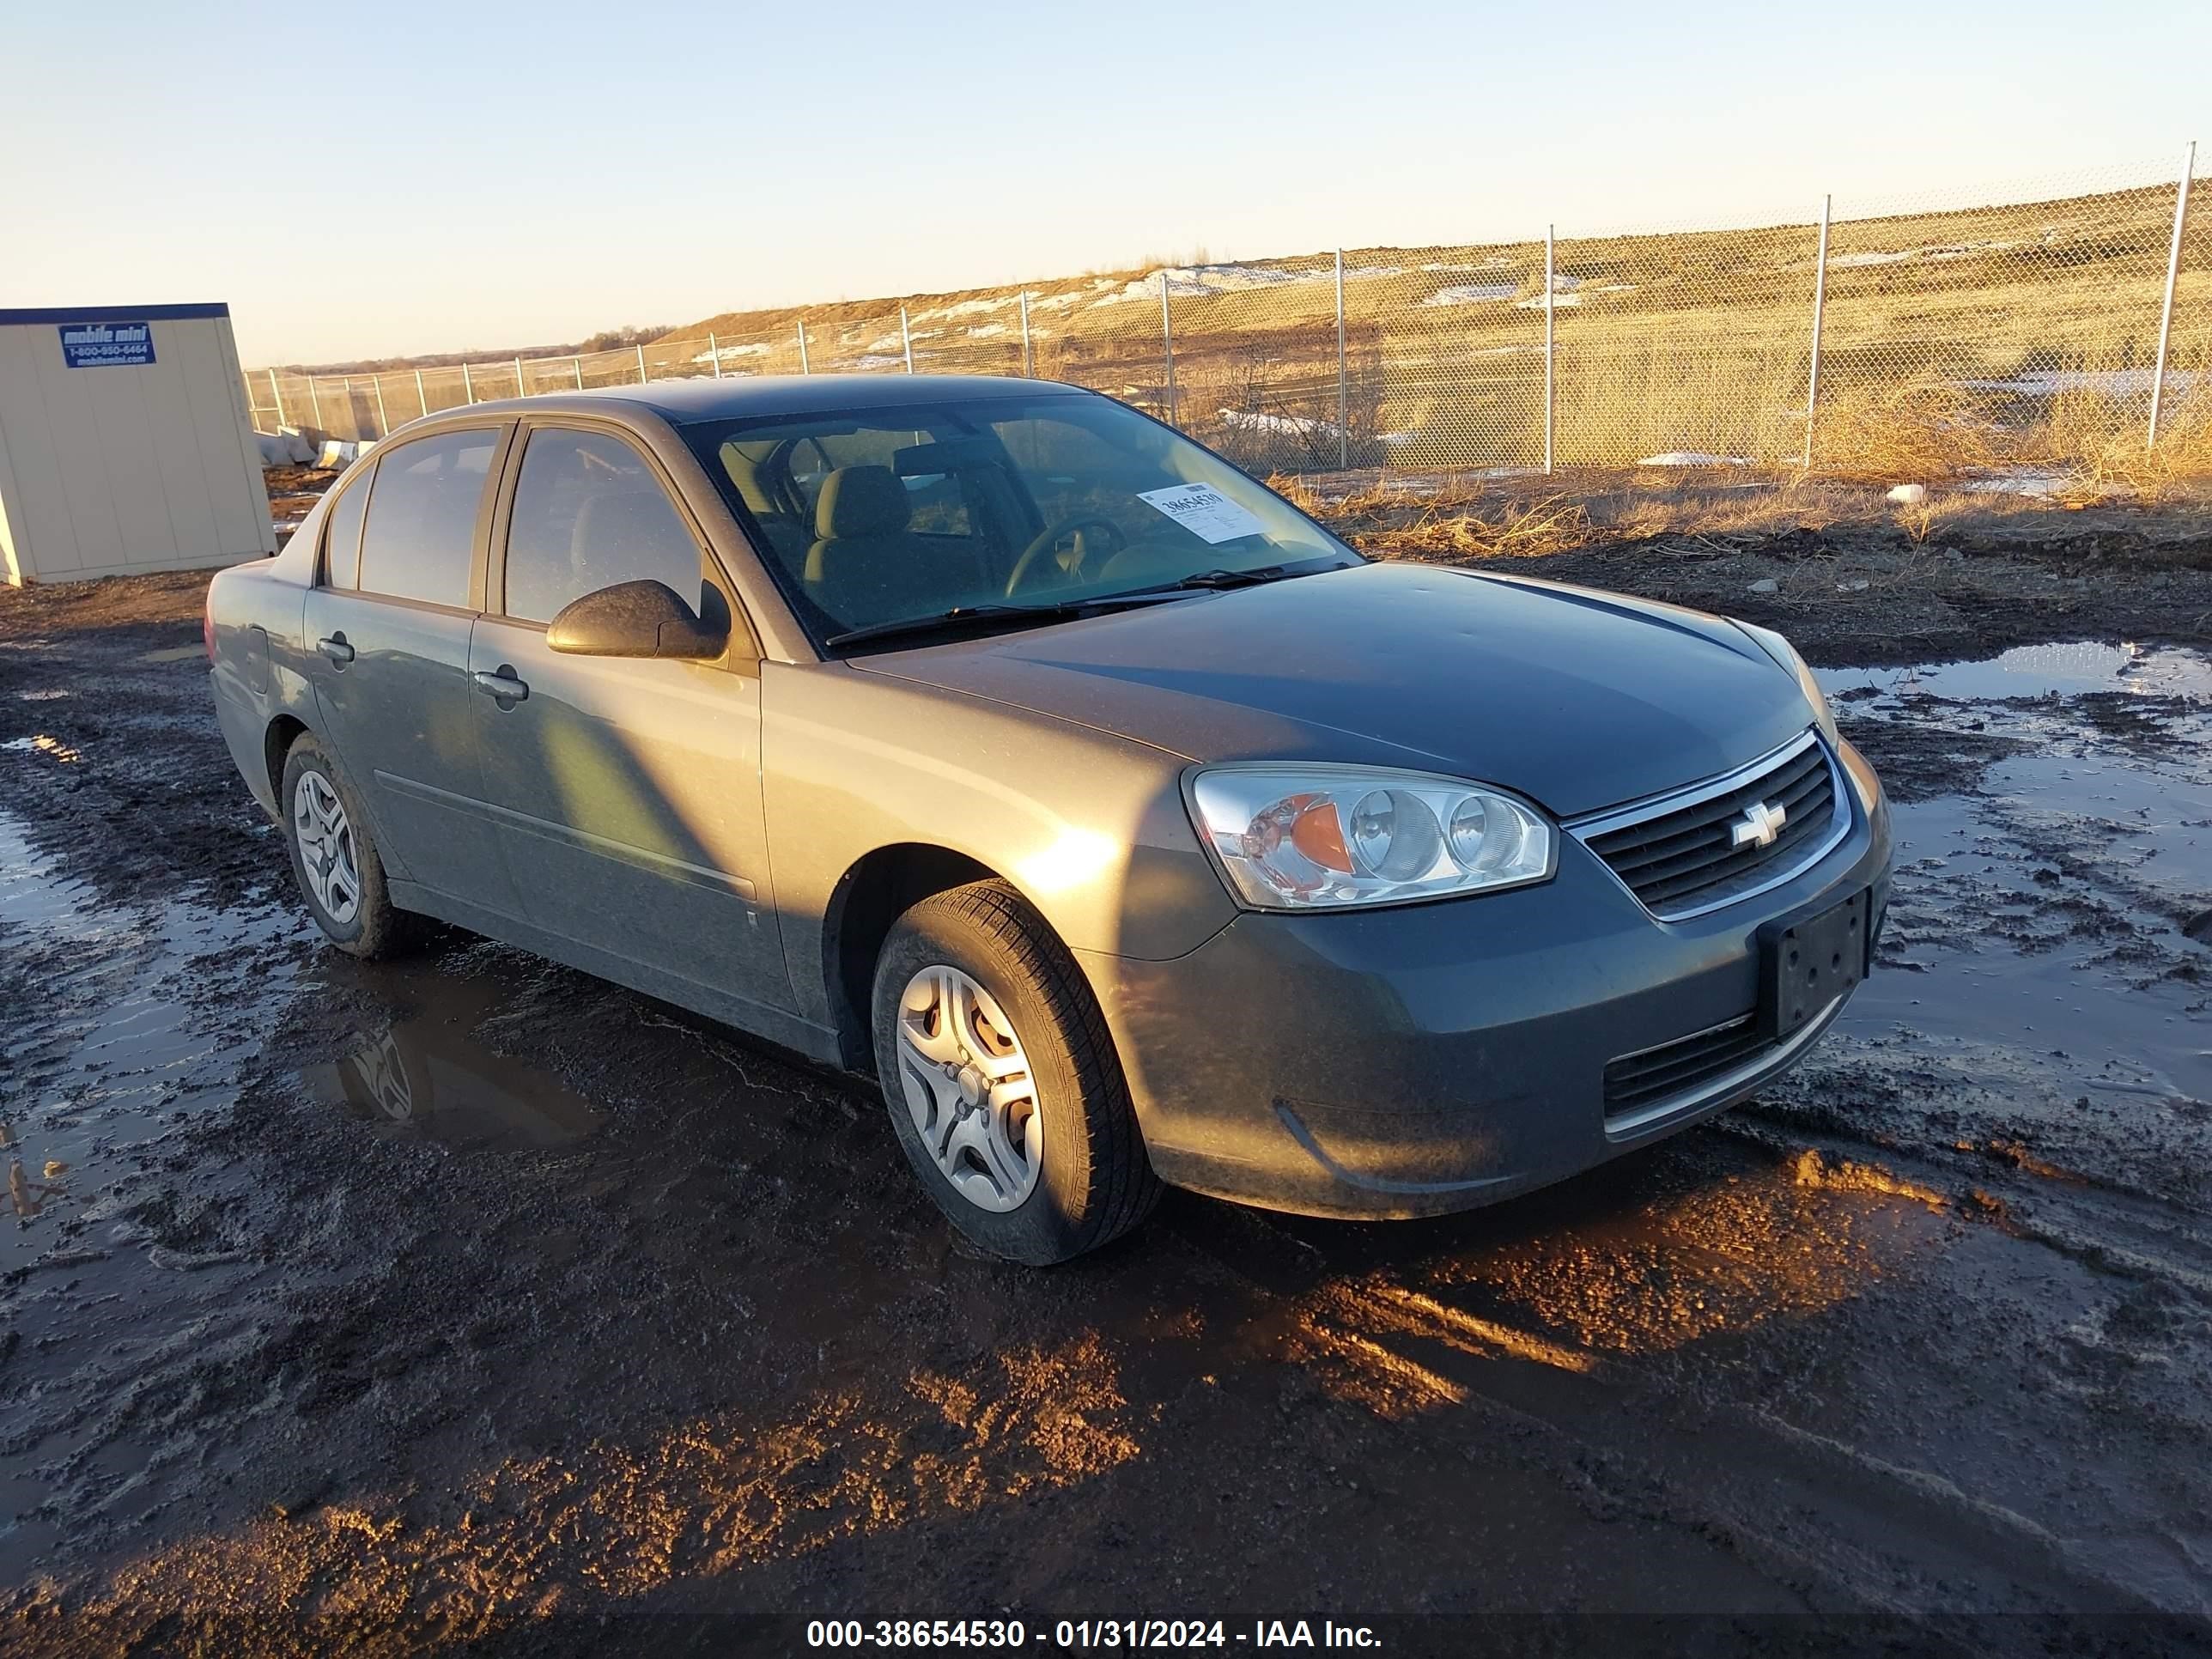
<box><xmin>682</xmin><ymin>392</ymin><xmax>1360</xmax><ymax>647</ymax></box>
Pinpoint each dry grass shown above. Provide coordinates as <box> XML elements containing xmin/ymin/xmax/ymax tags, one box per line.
<box><xmin>2049</xmin><ymin>392</ymin><xmax>2212</xmax><ymax>502</ymax></box>
<box><xmin>1807</xmin><ymin>380</ymin><xmax>2003</xmax><ymax>484</ymax></box>
<box><xmin>1274</xmin><ymin>464</ymin><xmax>2208</xmax><ymax>566</ymax></box>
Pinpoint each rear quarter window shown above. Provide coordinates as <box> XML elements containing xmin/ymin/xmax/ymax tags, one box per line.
<box><xmin>319</xmin><ymin>465</ymin><xmax>373</xmax><ymax>588</ymax></box>
<box><xmin>358</xmin><ymin>428</ymin><xmax>499</xmax><ymax>609</ymax></box>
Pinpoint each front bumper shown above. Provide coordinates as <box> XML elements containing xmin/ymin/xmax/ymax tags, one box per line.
<box><xmin>1078</xmin><ymin>736</ymin><xmax>1892</xmax><ymax>1218</ymax></box>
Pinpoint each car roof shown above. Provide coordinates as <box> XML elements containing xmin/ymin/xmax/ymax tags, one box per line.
<box><xmin>439</xmin><ymin>374</ymin><xmax>1095</xmax><ymax>427</ymax></box>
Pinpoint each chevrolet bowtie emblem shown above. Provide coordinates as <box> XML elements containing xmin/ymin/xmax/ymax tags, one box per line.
<box><xmin>1731</xmin><ymin>800</ymin><xmax>1787</xmax><ymax>849</ymax></box>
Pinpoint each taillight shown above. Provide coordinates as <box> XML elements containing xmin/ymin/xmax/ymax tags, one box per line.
<box><xmin>203</xmin><ymin>585</ymin><xmax>217</xmax><ymax>663</ymax></box>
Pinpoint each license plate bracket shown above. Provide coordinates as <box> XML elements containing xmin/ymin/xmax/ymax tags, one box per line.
<box><xmin>1759</xmin><ymin>888</ymin><xmax>1869</xmax><ymax>1040</ymax></box>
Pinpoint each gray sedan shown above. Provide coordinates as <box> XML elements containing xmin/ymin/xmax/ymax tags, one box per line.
<box><xmin>207</xmin><ymin>377</ymin><xmax>1892</xmax><ymax>1264</ymax></box>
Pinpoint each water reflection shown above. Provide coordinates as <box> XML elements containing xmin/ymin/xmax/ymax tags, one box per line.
<box><xmin>1818</xmin><ymin>641</ymin><xmax>2212</xmax><ymax>703</ymax></box>
<box><xmin>3</xmin><ymin>734</ymin><xmax>85</xmax><ymax>763</ymax></box>
<box><xmin>309</xmin><ymin>979</ymin><xmax>604</xmax><ymax>1152</ymax></box>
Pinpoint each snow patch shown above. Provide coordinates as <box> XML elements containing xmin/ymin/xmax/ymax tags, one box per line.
<box><xmin>1959</xmin><ymin>469</ymin><xmax>2074</xmax><ymax>497</ymax></box>
<box><xmin>694</xmin><ymin>341</ymin><xmax>772</xmax><ymax>366</ymax></box>
<box><xmin>1514</xmin><ymin>274</ymin><xmax>1583</xmax><ymax>309</ymax></box>
<box><xmin>1088</xmin><ymin>260</ymin><xmax>1394</xmax><ymax>309</ymax></box>
<box><xmin>1637</xmin><ymin>452</ymin><xmax>1751</xmax><ymax>467</ymax></box>
<box><xmin>1829</xmin><ymin>239</ymin><xmax>2021</xmax><ymax>270</ymax></box>
<box><xmin>1218</xmin><ymin>408</ymin><xmax>1344</xmax><ymax>439</ymax></box>
<box><xmin>1421</xmin><ymin>283</ymin><xmax>1517</xmax><ymax>307</ymax></box>
<box><xmin>1965</xmin><ymin>368</ymin><xmax>2197</xmax><ymax>398</ymax></box>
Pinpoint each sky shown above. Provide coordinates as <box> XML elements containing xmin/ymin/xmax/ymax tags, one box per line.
<box><xmin>6</xmin><ymin>0</ymin><xmax>2203</xmax><ymax>367</ymax></box>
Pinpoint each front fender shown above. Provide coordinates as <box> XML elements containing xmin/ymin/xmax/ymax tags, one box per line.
<box><xmin>761</xmin><ymin>660</ymin><xmax>1236</xmax><ymax>1028</ymax></box>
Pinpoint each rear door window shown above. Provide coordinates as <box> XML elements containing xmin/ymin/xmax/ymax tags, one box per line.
<box><xmin>501</xmin><ymin>428</ymin><xmax>703</xmax><ymax>624</ymax></box>
<box><xmin>319</xmin><ymin>465</ymin><xmax>374</xmax><ymax>589</ymax></box>
<box><xmin>357</xmin><ymin>428</ymin><xmax>498</xmax><ymax>609</ymax></box>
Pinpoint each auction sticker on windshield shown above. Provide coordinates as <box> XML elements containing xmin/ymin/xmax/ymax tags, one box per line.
<box><xmin>1138</xmin><ymin>483</ymin><xmax>1267</xmax><ymax>544</ymax></box>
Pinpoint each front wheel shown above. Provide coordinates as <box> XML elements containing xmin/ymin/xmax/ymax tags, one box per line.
<box><xmin>280</xmin><ymin>735</ymin><xmax>414</xmax><ymax>959</ymax></box>
<box><xmin>872</xmin><ymin>881</ymin><xmax>1160</xmax><ymax>1265</ymax></box>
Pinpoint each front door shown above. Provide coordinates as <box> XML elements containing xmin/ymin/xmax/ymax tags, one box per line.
<box><xmin>468</xmin><ymin>423</ymin><xmax>791</xmax><ymax>1018</ymax></box>
<box><xmin>303</xmin><ymin>425</ymin><xmax>520</xmax><ymax>914</ymax></box>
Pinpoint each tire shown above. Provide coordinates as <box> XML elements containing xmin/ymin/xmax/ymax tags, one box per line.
<box><xmin>871</xmin><ymin>880</ymin><xmax>1161</xmax><ymax>1265</ymax></box>
<box><xmin>280</xmin><ymin>734</ymin><xmax>414</xmax><ymax>959</ymax></box>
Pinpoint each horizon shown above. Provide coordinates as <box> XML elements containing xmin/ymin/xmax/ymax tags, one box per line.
<box><xmin>9</xmin><ymin>0</ymin><xmax>2204</xmax><ymax>367</ymax></box>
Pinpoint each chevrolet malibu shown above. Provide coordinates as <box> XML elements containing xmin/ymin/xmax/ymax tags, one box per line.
<box><xmin>207</xmin><ymin>377</ymin><xmax>1891</xmax><ymax>1264</ymax></box>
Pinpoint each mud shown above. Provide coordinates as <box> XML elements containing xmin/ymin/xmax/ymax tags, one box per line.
<box><xmin>1455</xmin><ymin>504</ymin><xmax>2212</xmax><ymax>669</ymax></box>
<box><xmin>2</xmin><ymin>562</ymin><xmax>2209</xmax><ymax>1655</ymax></box>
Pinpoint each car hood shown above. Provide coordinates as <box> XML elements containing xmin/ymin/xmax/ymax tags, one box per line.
<box><xmin>854</xmin><ymin>562</ymin><xmax>1813</xmax><ymax>817</ymax></box>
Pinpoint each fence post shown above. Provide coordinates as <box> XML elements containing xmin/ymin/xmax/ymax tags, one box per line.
<box><xmin>2149</xmin><ymin>140</ymin><xmax>2197</xmax><ymax>450</ymax></box>
<box><xmin>1019</xmin><ymin>291</ymin><xmax>1033</xmax><ymax>378</ymax></box>
<box><xmin>572</xmin><ymin>356</ymin><xmax>584</xmax><ymax>390</ymax></box>
<box><xmin>901</xmin><ymin>306</ymin><xmax>915</xmax><ymax>373</ymax></box>
<box><xmin>373</xmin><ymin>375</ymin><xmax>390</xmax><ymax>438</ymax></box>
<box><xmin>1160</xmin><ymin>273</ymin><xmax>1177</xmax><ymax>425</ymax></box>
<box><xmin>636</xmin><ymin>343</ymin><xmax>648</xmax><ymax>384</ymax></box>
<box><xmin>415</xmin><ymin>368</ymin><xmax>428</xmax><ymax>418</ymax></box>
<box><xmin>1334</xmin><ymin>249</ymin><xmax>1349</xmax><ymax>469</ymax></box>
<box><xmin>708</xmin><ymin>331</ymin><xmax>722</xmax><ymax>379</ymax></box>
<box><xmin>796</xmin><ymin>319</ymin><xmax>811</xmax><ymax>374</ymax></box>
<box><xmin>462</xmin><ymin>362</ymin><xmax>475</xmax><ymax>404</ymax></box>
<box><xmin>1804</xmin><ymin>193</ymin><xmax>1832</xmax><ymax>470</ymax></box>
<box><xmin>514</xmin><ymin>356</ymin><xmax>526</xmax><ymax>398</ymax></box>
<box><xmin>268</xmin><ymin>368</ymin><xmax>285</xmax><ymax>428</ymax></box>
<box><xmin>1542</xmin><ymin>226</ymin><xmax>1556</xmax><ymax>475</ymax></box>
<box><xmin>307</xmin><ymin>377</ymin><xmax>323</xmax><ymax>431</ymax></box>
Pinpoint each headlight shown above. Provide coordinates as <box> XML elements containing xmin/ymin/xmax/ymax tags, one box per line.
<box><xmin>1734</xmin><ymin>621</ymin><xmax>1838</xmax><ymax>744</ymax></box>
<box><xmin>1186</xmin><ymin>766</ymin><xmax>1555</xmax><ymax>910</ymax></box>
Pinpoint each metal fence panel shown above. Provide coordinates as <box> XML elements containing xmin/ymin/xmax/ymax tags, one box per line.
<box><xmin>1550</xmin><ymin>218</ymin><xmax>1823</xmax><ymax>468</ymax></box>
<box><xmin>242</xmin><ymin>150</ymin><xmax>2207</xmax><ymax>483</ymax></box>
<box><xmin>1164</xmin><ymin>253</ymin><xmax>1352</xmax><ymax>474</ymax></box>
<box><xmin>1359</xmin><ymin>242</ymin><xmax>1546</xmax><ymax>471</ymax></box>
<box><xmin>1814</xmin><ymin>161</ymin><xmax>2191</xmax><ymax>474</ymax></box>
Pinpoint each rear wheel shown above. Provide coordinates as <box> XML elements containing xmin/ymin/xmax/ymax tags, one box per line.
<box><xmin>872</xmin><ymin>880</ymin><xmax>1160</xmax><ymax>1265</ymax></box>
<box><xmin>281</xmin><ymin>735</ymin><xmax>413</xmax><ymax>959</ymax></box>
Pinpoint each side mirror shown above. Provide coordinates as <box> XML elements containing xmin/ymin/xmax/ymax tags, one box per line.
<box><xmin>546</xmin><ymin>580</ymin><xmax>727</xmax><ymax>660</ymax></box>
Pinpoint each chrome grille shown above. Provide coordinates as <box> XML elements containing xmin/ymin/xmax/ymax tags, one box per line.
<box><xmin>1575</xmin><ymin>732</ymin><xmax>1844</xmax><ymax>920</ymax></box>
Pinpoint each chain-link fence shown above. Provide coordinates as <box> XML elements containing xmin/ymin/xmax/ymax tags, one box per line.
<box><xmin>248</xmin><ymin>149</ymin><xmax>2207</xmax><ymax>482</ymax></box>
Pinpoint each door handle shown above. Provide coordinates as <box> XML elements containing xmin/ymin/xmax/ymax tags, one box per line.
<box><xmin>472</xmin><ymin>668</ymin><xmax>529</xmax><ymax>702</ymax></box>
<box><xmin>317</xmin><ymin>635</ymin><xmax>355</xmax><ymax>665</ymax></box>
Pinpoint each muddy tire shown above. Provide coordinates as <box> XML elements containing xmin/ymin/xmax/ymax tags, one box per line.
<box><xmin>872</xmin><ymin>880</ymin><xmax>1160</xmax><ymax>1265</ymax></box>
<box><xmin>280</xmin><ymin>734</ymin><xmax>414</xmax><ymax>960</ymax></box>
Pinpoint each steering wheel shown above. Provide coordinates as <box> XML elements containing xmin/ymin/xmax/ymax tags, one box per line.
<box><xmin>1005</xmin><ymin>514</ymin><xmax>1129</xmax><ymax>597</ymax></box>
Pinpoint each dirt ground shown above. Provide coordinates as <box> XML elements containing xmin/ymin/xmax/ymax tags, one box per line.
<box><xmin>261</xmin><ymin>465</ymin><xmax>342</xmax><ymax>538</ymax></box>
<box><xmin>1</xmin><ymin>517</ymin><xmax>2209</xmax><ymax>1655</ymax></box>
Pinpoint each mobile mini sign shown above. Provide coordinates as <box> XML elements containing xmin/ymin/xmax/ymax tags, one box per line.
<box><xmin>58</xmin><ymin>320</ymin><xmax>156</xmax><ymax>368</ymax></box>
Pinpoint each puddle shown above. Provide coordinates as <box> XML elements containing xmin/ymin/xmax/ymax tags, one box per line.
<box><xmin>305</xmin><ymin>971</ymin><xmax>604</xmax><ymax>1152</ymax></box>
<box><xmin>1838</xmin><ymin>753</ymin><xmax>2212</xmax><ymax>1109</ymax></box>
<box><xmin>1819</xmin><ymin>641</ymin><xmax>2212</xmax><ymax>704</ymax></box>
<box><xmin>1819</xmin><ymin>641</ymin><xmax>2212</xmax><ymax>1119</ymax></box>
<box><xmin>0</xmin><ymin>809</ymin><xmax>298</xmax><ymax>1272</ymax></box>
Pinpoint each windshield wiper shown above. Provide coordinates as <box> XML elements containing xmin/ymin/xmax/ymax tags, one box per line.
<box><xmin>825</xmin><ymin>596</ymin><xmax>1177</xmax><ymax>651</ymax></box>
<box><xmin>823</xmin><ymin>556</ymin><xmax>1354</xmax><ymax>651</ymax></box>
<box><xmin>1105</xmin><ymin>556</ymin><xmax>1353</xmax><ymax>599</ymax></box>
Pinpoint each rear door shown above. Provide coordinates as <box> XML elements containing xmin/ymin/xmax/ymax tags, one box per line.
<box><xmin>468</xmin><ymin>421</ymin><xmax>791</xmax><ymax>1016</ymax></box>
<box><xmin>303</xmin><ymin>423</ymin><xmax>521</xmax><ymax>915</ymax></box>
